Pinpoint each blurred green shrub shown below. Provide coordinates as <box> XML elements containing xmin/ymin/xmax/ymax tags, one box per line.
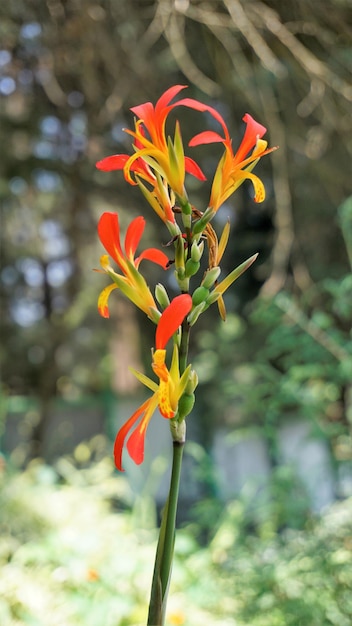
<box><xmin>1</xmin><ymin>456</ymin><xmax>351</xmax><ymax>626</ymax></box>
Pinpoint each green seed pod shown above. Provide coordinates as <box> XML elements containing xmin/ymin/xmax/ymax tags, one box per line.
<box><xmin>185</xmin><ymin>258</ymin><xmax>200</xmax><ymax>277</ymax></box>
<box><xmin>177</xmin><ymin>392</ymin><xmax>195</xmax><ymax>420</ymax></box>
<box><xmin>192</xmin><ymin>286</ymin><xmax>210</xmax><ymax>306</ymax></box>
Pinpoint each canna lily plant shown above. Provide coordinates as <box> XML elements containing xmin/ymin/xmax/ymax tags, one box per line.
<box><xmin>95</xmin><ymin>85</ymin><xmax>277</xmax><ymax>625</ymax></box>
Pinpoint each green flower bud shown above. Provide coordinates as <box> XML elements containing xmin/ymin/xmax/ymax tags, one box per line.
<box><xmin>186</xmin><ymin>369</ymin><xmax>198</xmax><ymax>394</ymax></box>
<box><xmin>188</xmin><ymin>301</ymin><xmax>206</xmax><ymax>325</ymax></box>
<box><xmin>148</xmin><ymin>307</ymin><xmax>162</xmax><ymax>324</ymax></box>
<box><xmin>166</xmin><ymin>220</ymin><xmax>181</xmax><ymax>238</ymax></box>
<box><xmin>155</xmin><ymin>283</ymin><xmax>170</xmax><ymax>309</ymax></box>
<box><xmin>185</xmin><ymin>258</ymin><xmax>200</xmax><ymax>277</ymax></box>
<box><xmin>175</xmin><ymin>235</ymin><xmax>186</xmax><ymax>271</ymax></box>
<box><xmin>202</xmin><ymin>266</ymin><xmax>221</xmax><ymax>289</ymax></box>
<box><xmin>191</xmin><ymin>240</ymin><xmax>204</xmax><ymax>263</ymax></box>
<box><xmin>177</xmin><ymin>392</ymin><xmax>195</xmax><ymax>420</ymax></box>
<box><xmin>192</xmin><ymin>286</ymin><xmax>210</xmax><ymax>306</ymax></box>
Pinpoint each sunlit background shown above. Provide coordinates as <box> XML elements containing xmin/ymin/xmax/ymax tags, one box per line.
<box><xmin>1</xmin><ymin>1</ymin><xmax>352</xmax><ymax>625</ymax></box>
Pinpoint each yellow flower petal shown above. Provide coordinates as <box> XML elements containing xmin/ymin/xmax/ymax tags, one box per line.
<box><xmin>98</xmin><ymin>284</ymin><xmax>118</xmax><ymax>318</ymax></box>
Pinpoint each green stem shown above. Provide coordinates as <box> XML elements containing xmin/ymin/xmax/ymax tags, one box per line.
<box><xmin>147</xmin><ymin>321</ymin><xmax>191</xmax><ymax>625</ymax></box>
<box><xmin>147</xmin><ymin>440</ymin><xmax>185</xmax><ymax>626</ymax></box>
<box><xmin>179</xmin><ymin>319</ymin><xmax>190</xmax><ymax>375</ymax></box>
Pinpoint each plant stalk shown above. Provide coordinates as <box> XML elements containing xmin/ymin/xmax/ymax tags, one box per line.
<box><xmin>147</xmin><ymin>321</ymin><xmax>190</xmax><ymax>625</ymax></box>
<box><xmin>147</xmin><ymin>440</ymin><xmax>185</xmax><ymax>626</ymax></box>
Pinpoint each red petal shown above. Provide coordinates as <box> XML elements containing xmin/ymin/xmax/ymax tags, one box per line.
<box><xmin>96</xmin><ymin>155</ymin><xmax>129</xmax><ymax>171</ymax></box>
<box><xmin>98</xmin><ymin>212</ymin><xmax>123</xmax><ymax>265</ymax></box>
<box><xmin>235</xmin><ymin>114</ymin><xmax>267</xmax><ymax>163</ymax></box>
<box><xmin>124</xmin><ymin>216</ymin><xmax>145</xmax><ymax>258</ymax></box>
<box><xmin>184</xmin><ymin>156</ymin><xmax>207</xmax><ymax>181</ymax></box>
<box><xmin>130</xmin><ymin>101</ymin><xmax>154</xmax><ymax>129</ymax></box>
<box><xmin>126</xmin><ymin>427</ymin><xmax>145</xmax><ymax>466</ymax></box>
<box><xmin>189</xmin><ymin>130</ymin><xmax>225</xmax><ymax>147</ymax></box>
<box><xmin>136</xmin><ymin>248</ymin><xmax>170</xmax><ymax>269</ymax></box>
<box><xmin>177</xmin><ymin>97</ymin><xmax>228</xmax><ymax>136</ymax></box>
<box><xmin>156</xmin><ymin>84</ymin><xmax>187</xmax><ymax>112</ymax></box>
<box><xmin>113</xmin><ymin>399</ymin><xmax>150</xmax><ymax>471</ymax></box>
<box><xmin>155</xmin><ymin>294</ymin><xmax>192</xmax><ymax>350</ymax></box>
<box><xmin>126</xmin><ymin>419</ymin><xmax>148</xmax><ymax>466</ymax></box>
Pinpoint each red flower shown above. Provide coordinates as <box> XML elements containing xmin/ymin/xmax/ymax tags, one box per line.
<box><xmin>113</xmin><ymin>294</ymin><xmax>193</xmax><ymax>471</ymax></box>
<box><xmin>97</xmin><ymin>212</ymin><xmax>169</xmax><ymax>321</ymax></box>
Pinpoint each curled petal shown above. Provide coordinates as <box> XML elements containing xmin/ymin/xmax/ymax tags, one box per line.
<box><xmin>235</xmin><ymin>114</ymin><xmax>267</xmax><ymax>163</ymax></box>
<box><xmin>136</xmin><ymin>248</ymin><xmax>170</xmax><ymax>269</ymax></box>
<box><xmin>184</xmin><ymin>156</ymin><xmax>207</xmax><ymax>180</ymax></box>
<box><xmin>156</xmin><ymin>84</ymin><xmax>188</xmax><ymax>112</ymax></box>
<box><xmin>152</xmin><ymin>349</ymin><xmax>169</xmax><ymax>382</ymax></box>
<box><xmin>238</xmin><ymin>171</ymin><xmax>266</xmax><ymax>203</ymax></box>
<box><xmin>98</xmin><ymin>283</ymin><xmax>118</xmax><ymax>318</ymax></box>
<box><xmin>189</xmin><ymin>130</ymin><xmax>225</xmax><ymax>147</ymax></box>
<box><xmin>155</xmin><ymin>294</ymin><xmax>192</xmax><ymax>350</ymax></box>
<box><xmin>177</xmin><ymin>97</ymin><xmax>228</xmax><ymax>135</ymax></box>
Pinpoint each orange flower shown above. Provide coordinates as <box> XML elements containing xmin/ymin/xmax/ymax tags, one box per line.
<box><xmin>97</xmin><ymin>212</ymin><xmax>169</xmax><ymax>321</ymax></box>
<box><xmin>184</xmin><ymin>101</ymin><xmax>277</xmax><ymax>211</ymax></box>
<box><xmin>96</xmin><ymin>85</ymin><xmax>206</xmax><ymax>204</ymax></box>
<box><xmin>113</xmin><ymin>294</ymin><xmax>192</xmax><ymax>471</ymax></box>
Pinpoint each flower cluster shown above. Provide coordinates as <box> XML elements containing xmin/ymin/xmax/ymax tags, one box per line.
<box><xmin>96</xmin><ymin>85</ymin><xmax>276</xmax><ymax>471</ymax></box>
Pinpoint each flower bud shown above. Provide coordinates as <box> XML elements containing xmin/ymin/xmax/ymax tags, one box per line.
<box><xmin>185</xmin><ymin>258</ymin><xmax>200</xmax><ymax>278</ymax></box>
<box><xmin>166</xmin><ymin>220</ymin><xmax>181</xmax><ymax>238</ymax></box>
<box><xmin>191</xmin><ymin>240</ymin><xmax>204</xmax><ymax>263</ymax></box>
<box><xmin>202</xmin><ymin>266</ymin><xmax>221</xmax><ymax>289</ymax></box>
<box><xmin>186</xmin><ymin>369</ymin><xmax>198</xmax><ymax>394</ymax></box>
<box><xmin>192</xmin><ymin>208</ymin><xmax>215</xmax><ymax>235</ymax></box>
<box><xmin>187</xmin><ymin>301</ymin><xmax>207</xmax><ymax>325</ymax></box>
<box><xmin>148</xmin><ymin>307</ymin><xmax>162</xmax><ymax>324</ymax></box>
<box><xmin>177</xmin><ymin>392</ymin><xmax>195</xmax><ymax>420</ymax></box>
<box><xmin>175</xmin><ymin>235</ymin><xmax>186</xmax><ymax>270</ymax></box>
<box><xmin>155</xmin><ymin>283</ymin><xmax>170</xmax><ymax>309</ymax></box>
<box><xmin>192</xmin><ymin>286</ymin><xmax>210</xmax><ymax>307</ymax></box>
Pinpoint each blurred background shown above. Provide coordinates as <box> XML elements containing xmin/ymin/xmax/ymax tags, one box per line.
<box><xmin>1</xmin><ymin>1</ymin><xmax>352</xmax><ymax>625</ymax></box>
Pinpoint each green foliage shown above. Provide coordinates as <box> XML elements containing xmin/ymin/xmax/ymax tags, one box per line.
<box><xmin>1</xmin><ymin>460</ymin><xmax>351</xmax><ymax>626</ymax></box>
<box><xmin>194</xmin><ymin>257</ymin><xmax>352</xmax><ymax>465</ymax></box>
